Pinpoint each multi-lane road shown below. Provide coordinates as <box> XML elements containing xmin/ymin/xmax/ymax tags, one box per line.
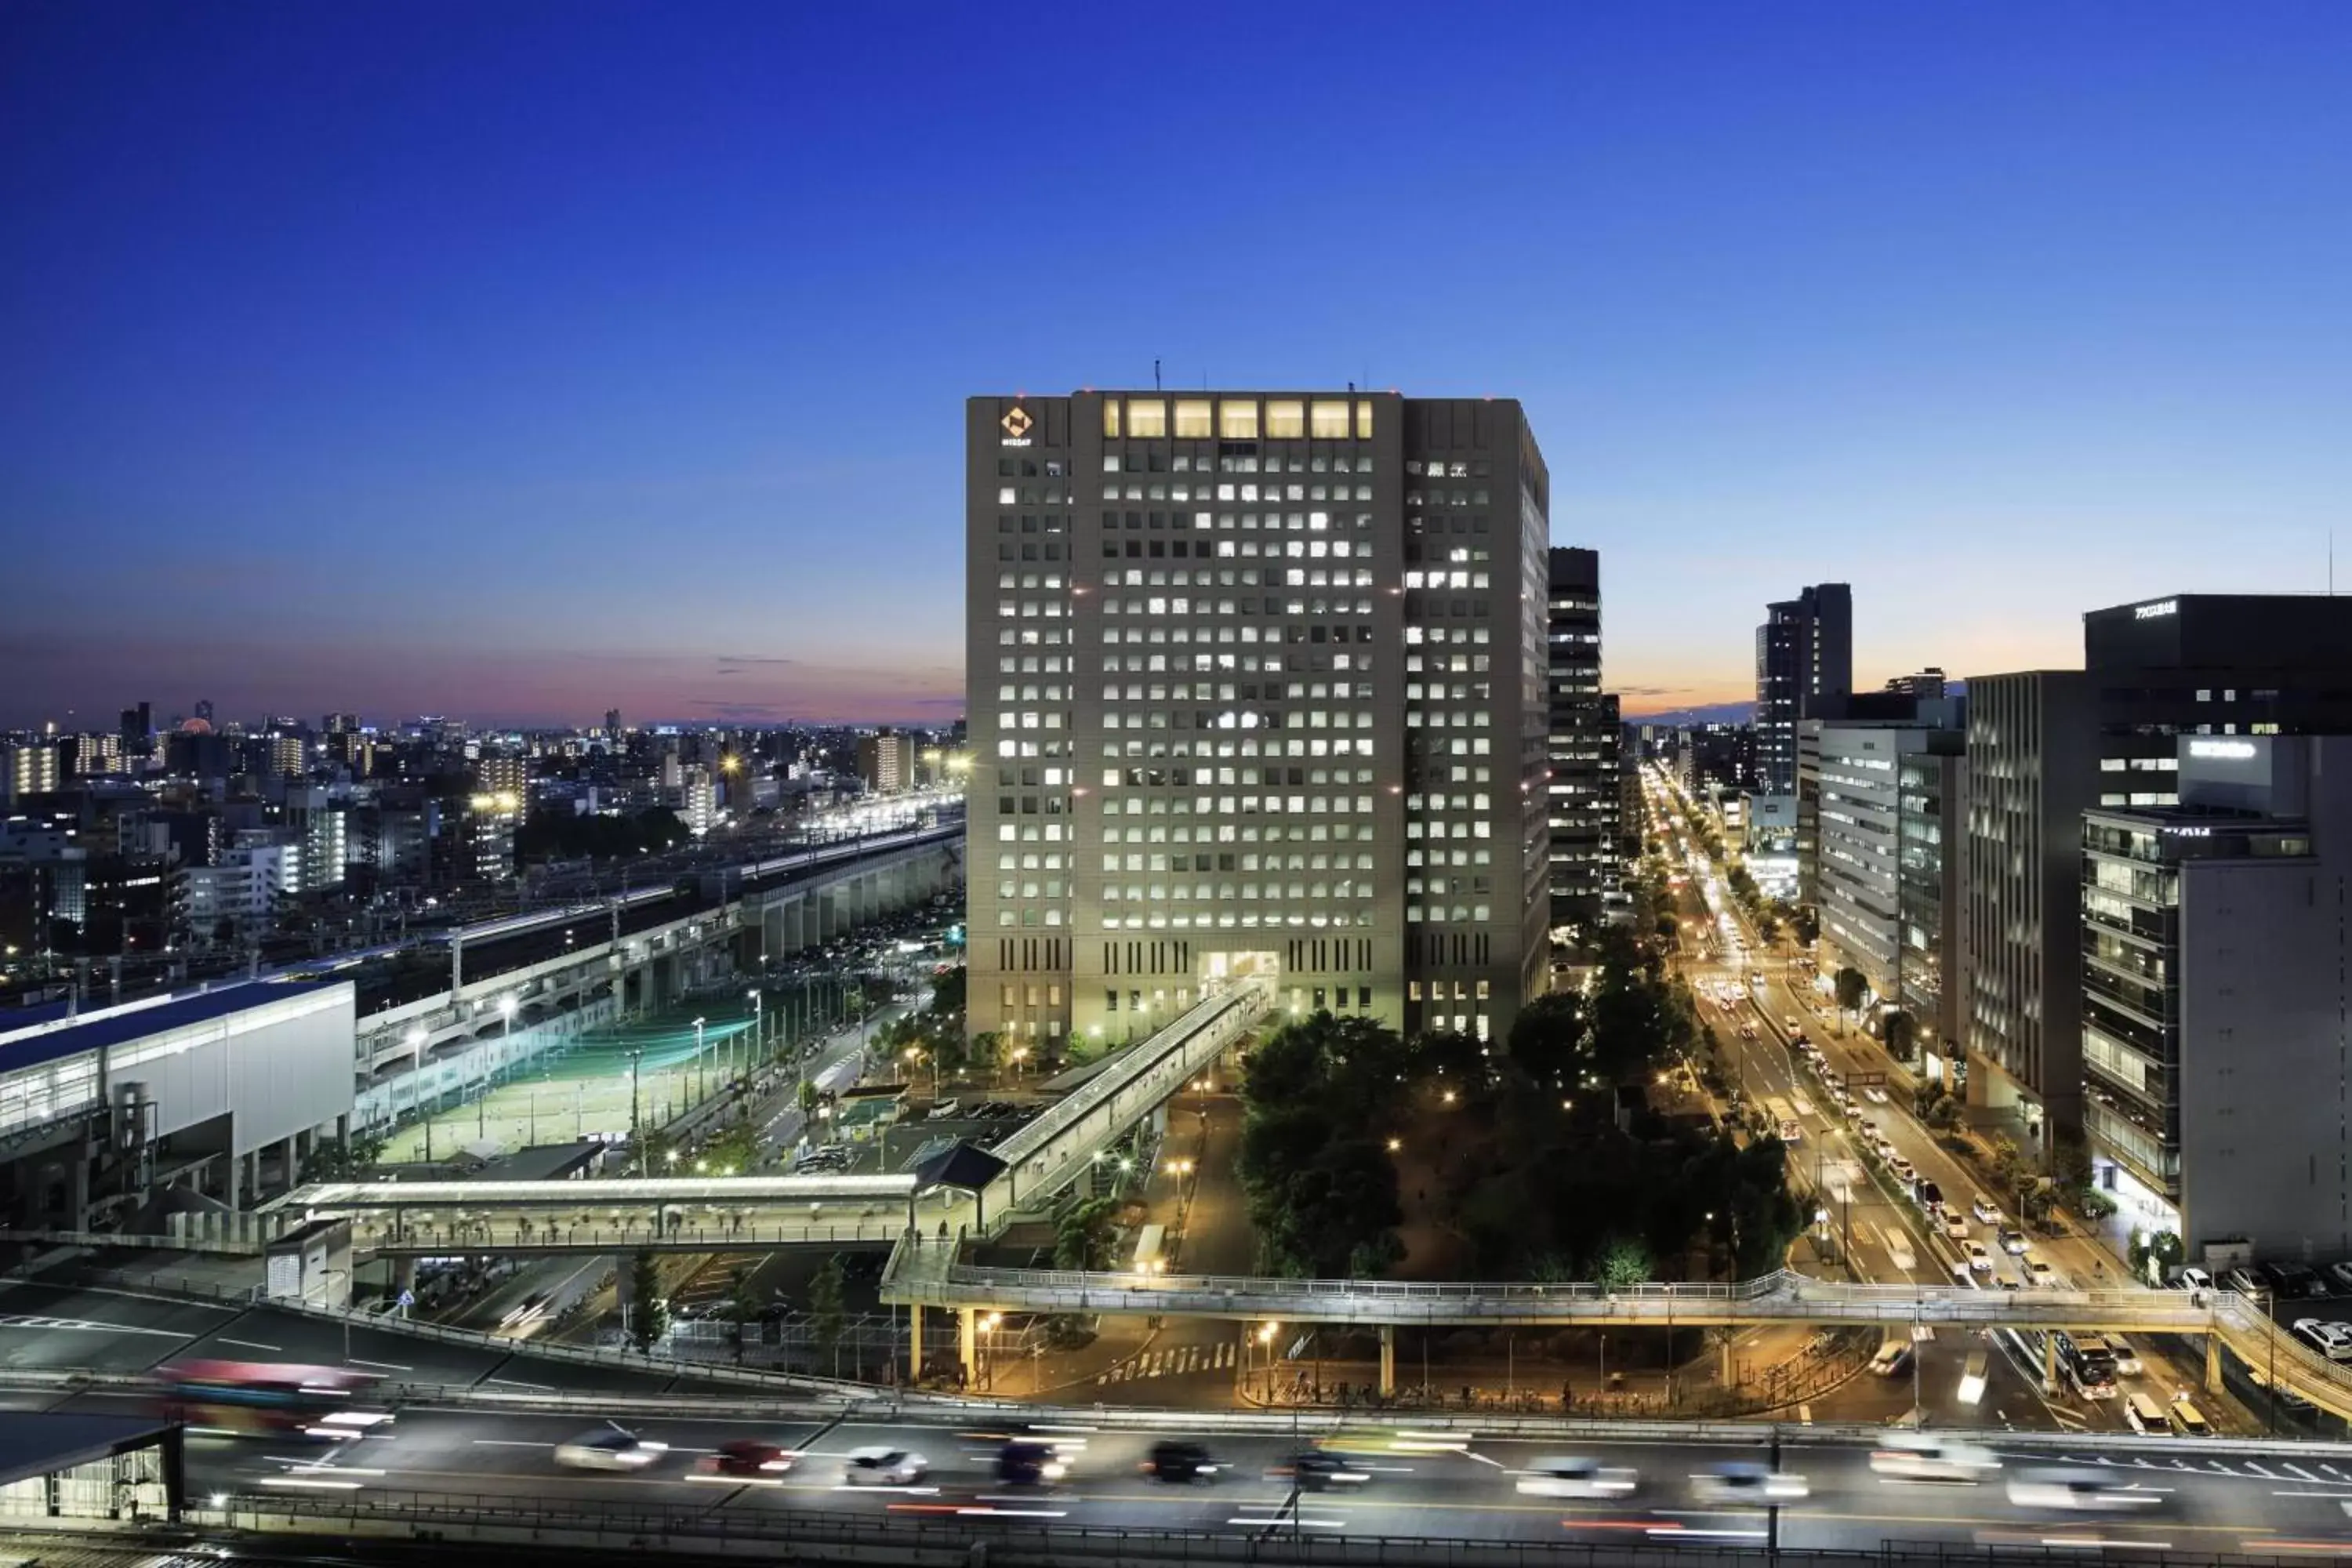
<box><xmin>180</xmin><ymin>1403</ymin><xmax>2352</xmax><ymax>1558</ymax></box>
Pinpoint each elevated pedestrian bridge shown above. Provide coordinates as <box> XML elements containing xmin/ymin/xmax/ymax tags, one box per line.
<box><xmin>877</xmin><ymin>1257</ymin><xmax>2352</xmax><ymax>1421</ymax></box>
<box><xmin>263</xmin><ymin>981</ymin><xmax>1269</xmax><ymax>1256</ymax></box>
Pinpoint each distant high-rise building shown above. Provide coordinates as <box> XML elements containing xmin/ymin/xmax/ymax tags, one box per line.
<box><xmin>1545</xmin><ymin>547</ymin><xmax>1617</xmax><ymax>931</ymax></box>
<box><xmin>193</xmin><ymin>699</ymin><xmax>215</xmax><ymax>725</ymax></box>
<box><xmin>680</xmin><ymin>764</ymin><xmax>716</xmax><ymax>837</ymax></box>
<box><xmin>1755</xmin><ymin>585</ymin><xmax>1852</xmax><ymax>796</ymax></box>
<box><xmin>604</xmin><ymin>708</ymin><xmax>623</xmax><ymax>735</ymax></box>
<box><xmin>963</xmin><ymin>389</ymin><xmax>1553</xmax><ymax>1051</ymax></box>
<box><xmin>118</xmin><ymin>702</ymin><xmax>152</xmax><ymax>757</ymax></box>
<box><xmin>858</xmin><ymin>730</ymin><xmax>915</xmax><ymax>796</ymax></box>
<box><xmin>474</xmin><ymin>753</ymin><xmax>529</xmax><ymax>821</ymax></box>
<box><xmin>270</xmin><ymin>735</ymin><xmax>307</xmax><ymax>777</ymax></box>
<box><xmin>2</xmin><ymin>742</ymin><xmax>60</xmax><ymax>805</ymax></box>
<box><xmin>323</xmin><ymin>712</ymin><xmax>358</xmax><ymax>735</ymax></box>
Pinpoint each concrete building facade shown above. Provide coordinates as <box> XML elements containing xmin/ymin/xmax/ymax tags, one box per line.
<box><xmin>964</xmin><ymin>390</ymin><xmax>1550</xmax><ymax>1054</ymax></box>
<box><xmin>2080</xmin><ymin>735</ymin><xmax>2352</xmax><ymax>1261</ymax></box>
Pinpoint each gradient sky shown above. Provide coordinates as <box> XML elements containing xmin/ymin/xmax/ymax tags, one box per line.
<box><xmin>6</xmin><ymin>3</ymin><xmax>2352</xmax><ymax>729</ymax></box>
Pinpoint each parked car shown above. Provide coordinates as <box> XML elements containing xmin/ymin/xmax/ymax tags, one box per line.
<box><xmin>2274</xmin><ymin>1262</ymin><xmax>2329</xmax><ymax>1299</ymax></box>
<box><xmin>2172</xmin><ymin>1265</ymin><xmax>2213</xmax><ymax>1291</ymax></box>
<box><xmin>2292</xmin><ymin>1319</ymin><xmax>2352</xmax><ymax>1362</ymax></box>
<box><xmin>2224</xmin><ymin>1266</ymin><xmax>2267</xmax><ymax>1296</ymax></box>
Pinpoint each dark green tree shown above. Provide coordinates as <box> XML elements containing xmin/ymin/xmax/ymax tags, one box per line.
<box><xmin>1881</xmin><ymin>1009</ymin><xmax>1918</xmax><ymax>1063</ymax></box>
<box><xmin>1505</xmin><ymin>993</ymin><xmax>1584</xmax><ymax>1085</ymax></box>
<box><xmin>626</xmin><ymin>1250</ymin><xmax>669</xmax><ymax>1352</ymax></box>
<box><xmin>808</xmin><ymin>1254</ymin><xmax>848</xmax><ymax>1377</ymax></box>
<box><xmin>1833</xmin><ymin>966</ymin><xmax>1868</xmax><ymax>1018</ymax></box>
<box><xmin>1053</xmin><ymin>1194</ymin><xmax>1121</xmax><ymax>1272</ymax></box>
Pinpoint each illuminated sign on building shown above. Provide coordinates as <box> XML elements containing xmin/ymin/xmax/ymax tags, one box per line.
<box><xmin>2187</xmin><ymin>739</ymin><xmax>2257</xmax><ymax>760</ymax></box>
<box><xmin>1000</xmin><ymin>406</ymin><xmax>1033</xmax><ymax>446</ymax></box>
<box><xmin>2135</xmin><ymin>599</ymin><xmax>2180</xmax><ymax>620</ymax></box>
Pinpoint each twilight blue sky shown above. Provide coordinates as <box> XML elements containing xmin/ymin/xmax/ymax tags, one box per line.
<box><xmin>5</xmin><ymin>2</ymin><xmax>2351</xmax><ymax>728</ymax></box>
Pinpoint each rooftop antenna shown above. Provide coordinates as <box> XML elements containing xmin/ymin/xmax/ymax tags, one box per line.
<box><xmin>2332</xmin><ymin>528</ymin><xmax>2337</xmax><ymax>595</ymax></box>
<box><xmin>1153</xmin><ymin>358</ymin><xmax>1162</xmax><ymax>392</ymax></box>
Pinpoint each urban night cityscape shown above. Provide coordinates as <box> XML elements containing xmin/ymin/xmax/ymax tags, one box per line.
<box><xmin>5</xmin><ymin>5</ymin><xmax>2352</xmax><ymax>1566</ymax></box>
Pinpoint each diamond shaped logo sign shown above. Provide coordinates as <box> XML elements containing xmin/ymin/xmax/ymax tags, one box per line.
<box><xmin>1000</xmin><ymin>406</ymin><xmax>1033</xmax><ymax>442</ymax></box>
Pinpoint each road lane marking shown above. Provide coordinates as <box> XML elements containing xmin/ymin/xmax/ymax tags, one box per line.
<box><xmin>347</xmin><ymin>1358</ymin><xmax>412</xmax><ymax>1371</ymax></box>
<box><xmin>216</xmin><ymin>1338</ymin><xmax>282</xmax><ymax>1352</ymax></box>
<box><xmin>484</xmin><ymin>1377</ymin><xmax>552</xmax><ymax>1389</ymax></box>
<box><xmin>2281</xmin><ymin>1462</ymin><xmax>2320</xmax><ymax>1480</ymax></box>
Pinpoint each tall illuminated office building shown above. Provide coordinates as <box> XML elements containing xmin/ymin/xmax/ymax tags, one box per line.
<box><xmin>966</xmin><ymin>391</ymin><xmax>1552</xmax><ymax>1053</ymax></box>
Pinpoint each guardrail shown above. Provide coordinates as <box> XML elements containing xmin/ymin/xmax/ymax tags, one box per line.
<box><xmin>348</xmin><ymin>1218</ymin><xmax>906</xmax><ymax>1254</ymax></box>
<box><xmin>188</xmin><ymin>1487</ymin><xmax>2343</xmax><ymax>1568</ymax></box>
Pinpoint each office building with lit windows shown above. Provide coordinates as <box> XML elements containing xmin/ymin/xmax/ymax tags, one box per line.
<box><xmin>1966</xmin><ymin>593</ymin><xmax>2352</xmax><ymax>1160</ymax></box>
<box><xmin>964</xmin><ymin>390</ymin><xmax>1552</xmax><ymax>1054</ymax></box>
<box><xmin>1756</xmin><ymin>583</ymin><xmax>1851</xmax><ymax>797</ymax></box>
<box><xmin>1545</xmin><ymin>546</ymin><xmax>1617</xmax><ymax>931</ymax></box>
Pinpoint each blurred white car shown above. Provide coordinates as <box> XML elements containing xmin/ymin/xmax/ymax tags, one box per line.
<box><xmin>1692</xmin><ymin>1463</ymin><xmax>1808</xmax><ymax>1504</ymax></box>
<box><xmin>1518</xmin><ymin>1457</ymin><xmax>1639</xmax><ymax>1498</ymax></box>
<box><xmin>555</xmin><ymin>1427</ymin><xmax>666</xmax><ymax>1471</ymax></box>
<box><xmin>1965</xmin><ymin>1242</ymin><xmax>1994</xmax><ymax>1275</ymax></box>
<box><xmin>2007</xmin><ymin>1468</ymin><xmax>2163</xmax><ymax>1512</ymax></box>
<box><xmin>843</xmin><ymin>1446</ymin><xmax>929</xmax><ymax>1486</ymax></box>
<box><xmin>1871</xmin><ymin>1434</ymin><xmax>1998</xmax><ymax>1483</ymax></box>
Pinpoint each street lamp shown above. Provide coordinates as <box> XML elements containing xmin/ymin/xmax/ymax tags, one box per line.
<box><xmin>691</xmin><ymin>1016</ymin><xmax>707</xmax><ymax>1100</ymax></box>
<box><xmin>1258</xmin><ymin>1319</ymin><xmax>1280</xmax><ymax>1403</ymax></box>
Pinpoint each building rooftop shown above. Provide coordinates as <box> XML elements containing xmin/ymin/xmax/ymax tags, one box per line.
<box><xmin>0</xmin><ymin>980</ymin><xmax>347</xmax><ymax>1075</ymax></box>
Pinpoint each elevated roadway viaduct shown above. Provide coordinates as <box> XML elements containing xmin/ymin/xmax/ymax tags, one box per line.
<box><xmin>880</xmin><ymin>1258</ymin><xmax>2352</xmax><ymax>1421</ymax></box>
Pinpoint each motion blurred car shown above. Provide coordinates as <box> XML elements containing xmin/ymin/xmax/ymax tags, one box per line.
<box><xmin>704</xmin><ymin>1439</ymin><xmax>797</xmax><ymax>1478</ymax></box>
<box><xmin>1870</xmin><ymin>1434</ymin><xmax>1998</xmax><ymax>1483</ymax></box>
<box><xmin>2006</xmin><ymin>1468</ymin><xmax>2163</xmax><ymax>1511</ymax></box>
<box><xmin>1517</xmin><ymin>1457</ymin><xmax>1639</xmax><ymax>1498</ymax></box>
<box><xmin>1691</xmin><ymin>1463</ymin><xmax>1808</xmax><ymax>1504</ymax></box>
<box><xmin>1268</xmin><ymin>1452</ymin><xmax>1370</xmax><ymax>1490</ymax></box>
<box><xmin>1941</xmin><ymin>1216</ymin><xmax>1972</xmax><ymax>1242</ymax></box>
<box><xmin>2329</xmin><ymin>1260</ymin><xmax>2352</xmax><ymax>1294</ymax></box>
<box><xmin>2106</xmin><ymin>1336</ymin><xmax>2144</xmax><ymax>1377</ymax></box>
<box><xmin>1998</xmin><ymin>1228</ymin><xmax>2029</xmax><ymax>1256</ymax></box>
<box><xmin>995</xmin><ymin>1441</ymin><xmax>1067</xmax><ymax>1486</ymax></box>
<box><xmin>842</xmin><ymin>1447</ymin><xmax>927</xmax><ymax>1486</ymax></box>
<box><xmin>1964</xmin><ymin>1242</ymin><xmax>1994</xmax><ymax>1275</ymax></box>
<box><xmin>1142</xmin><ymin>1441</ymin><xmax>1221</xmax><ymax>1483</ymax></box>
<box><xmin>554</xmin><ymin>1427</ymin><xmax>666</xmax><ymax>1471</ymax></box>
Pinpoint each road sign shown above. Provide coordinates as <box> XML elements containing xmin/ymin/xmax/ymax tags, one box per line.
<box><xmin>396</xmin><ymin>1289</ymin><xmax>415</xmax><ymax>1308</ymax></box>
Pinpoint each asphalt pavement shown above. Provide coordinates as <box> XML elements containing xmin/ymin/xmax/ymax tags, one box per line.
<box><xmin>152</xmin><ymin>1402</ymin><xmax>2352</xmax><ymax>1557</ymax></box>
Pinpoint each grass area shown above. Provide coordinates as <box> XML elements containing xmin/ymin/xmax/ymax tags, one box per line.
<box><xmin>377</xmin><ymin>999</ymin><xmax>765</xmax><ymax>1163</ymax></box>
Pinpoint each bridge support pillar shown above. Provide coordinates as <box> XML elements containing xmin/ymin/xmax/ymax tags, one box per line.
<box><xmin>1720</xmin><ymin>1335</ymin><xmax>1735</xmax><ymax>1386</ymax></box>
<box><xmin>2042</xmin><ymin>1330</ymin><xmax>2058</xmax><ymax>1393</ymax></box>
<box><xmin>390</xmin><ymin>1257</ymin><xmax>416</xmax><ymax>1300</ymax></box>
<box><xmin>1378</xmin><ymin>1325</ymin><xmax>1396</xmax><ymax>1396</ymax></box>
<box><xmin>2204</xmin><ymin>1332</ymin><xmax>2223</xmax><ymax>1395</ymax></box>
<box><xmin>908</xmin><ymin>1304</ymin><xmax>924</xmax><ymax>1381</ymax></box>
<box><xmin>959</xmin><ymin>1307</ymin><xmax>977</xmax><ymax>1386</ymax></box>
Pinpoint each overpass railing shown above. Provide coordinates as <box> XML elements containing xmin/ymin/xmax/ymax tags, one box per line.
<box><xmin>979</xmin><ymin>978</ymin><xmax>1269</xmax><ymax>1225</ymax></box>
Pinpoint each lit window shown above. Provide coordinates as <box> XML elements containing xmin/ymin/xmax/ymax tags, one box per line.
<box><xmin>1219</xmin><ymin>399</ymin><xmax>1259</xmax><ymax>439</ymax></box>
<box><xmin>1265</xmin><ymin>401</ymin><xmax>1305</xmax><ymax>438</ymax></box>
<box><xmin>1174</xmin><ymin>399</ymin><xmax>1213</xmax><ymax>438</ymax></box>
<box><xmin>1356</xmin><ymin>400</ymin><xmax>1374</xmax><ymax>438</ymax></box>
<box><xmin>1127</xmin><ymin>398</ymin><xmax>1167</xmax><ymax>437</ymax></box>
<box><xmin>1102</xmin><ymin>399</ymin><xmax>1121</xmax><ymax>438</ymax></box>
<box><xmin>1311</xmin><ymin>400</ymin><xmax>1350</xmax><ymax>438</ymax></box>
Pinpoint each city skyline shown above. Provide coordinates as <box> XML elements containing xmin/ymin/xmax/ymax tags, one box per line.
<box><xmin>10</xmin><ymin>5</ymin><xmax>2352</xmax><ymax>727</ymax></box>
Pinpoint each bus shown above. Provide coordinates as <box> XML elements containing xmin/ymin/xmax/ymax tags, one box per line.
<box><xmin>2056</xmin><ymin>1333</ymin><xmax>2118</xmax><ymax>1399</ymax></box>
<box><xmin>154</xmin><ymin>1359</ymin><xmax>394</xmax><ymax>1439</ymax></box>
<box><xmin>1132</xmin><ymin>1223</ymin><xmax>1167</xmax><ymax>1276</ymax></box>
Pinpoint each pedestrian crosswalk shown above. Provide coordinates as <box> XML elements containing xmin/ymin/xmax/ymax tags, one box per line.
<box><xmin>1098</xmin><ymin>1340</ymin><xmax>1237</xmax><ymax>1384</ymax></box>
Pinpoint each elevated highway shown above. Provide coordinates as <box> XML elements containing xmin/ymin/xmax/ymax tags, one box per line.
<box><xmin>879</xmin><ymin>1257</ymin><xmax>2352</xmax><ymax>1421</ymax></box>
